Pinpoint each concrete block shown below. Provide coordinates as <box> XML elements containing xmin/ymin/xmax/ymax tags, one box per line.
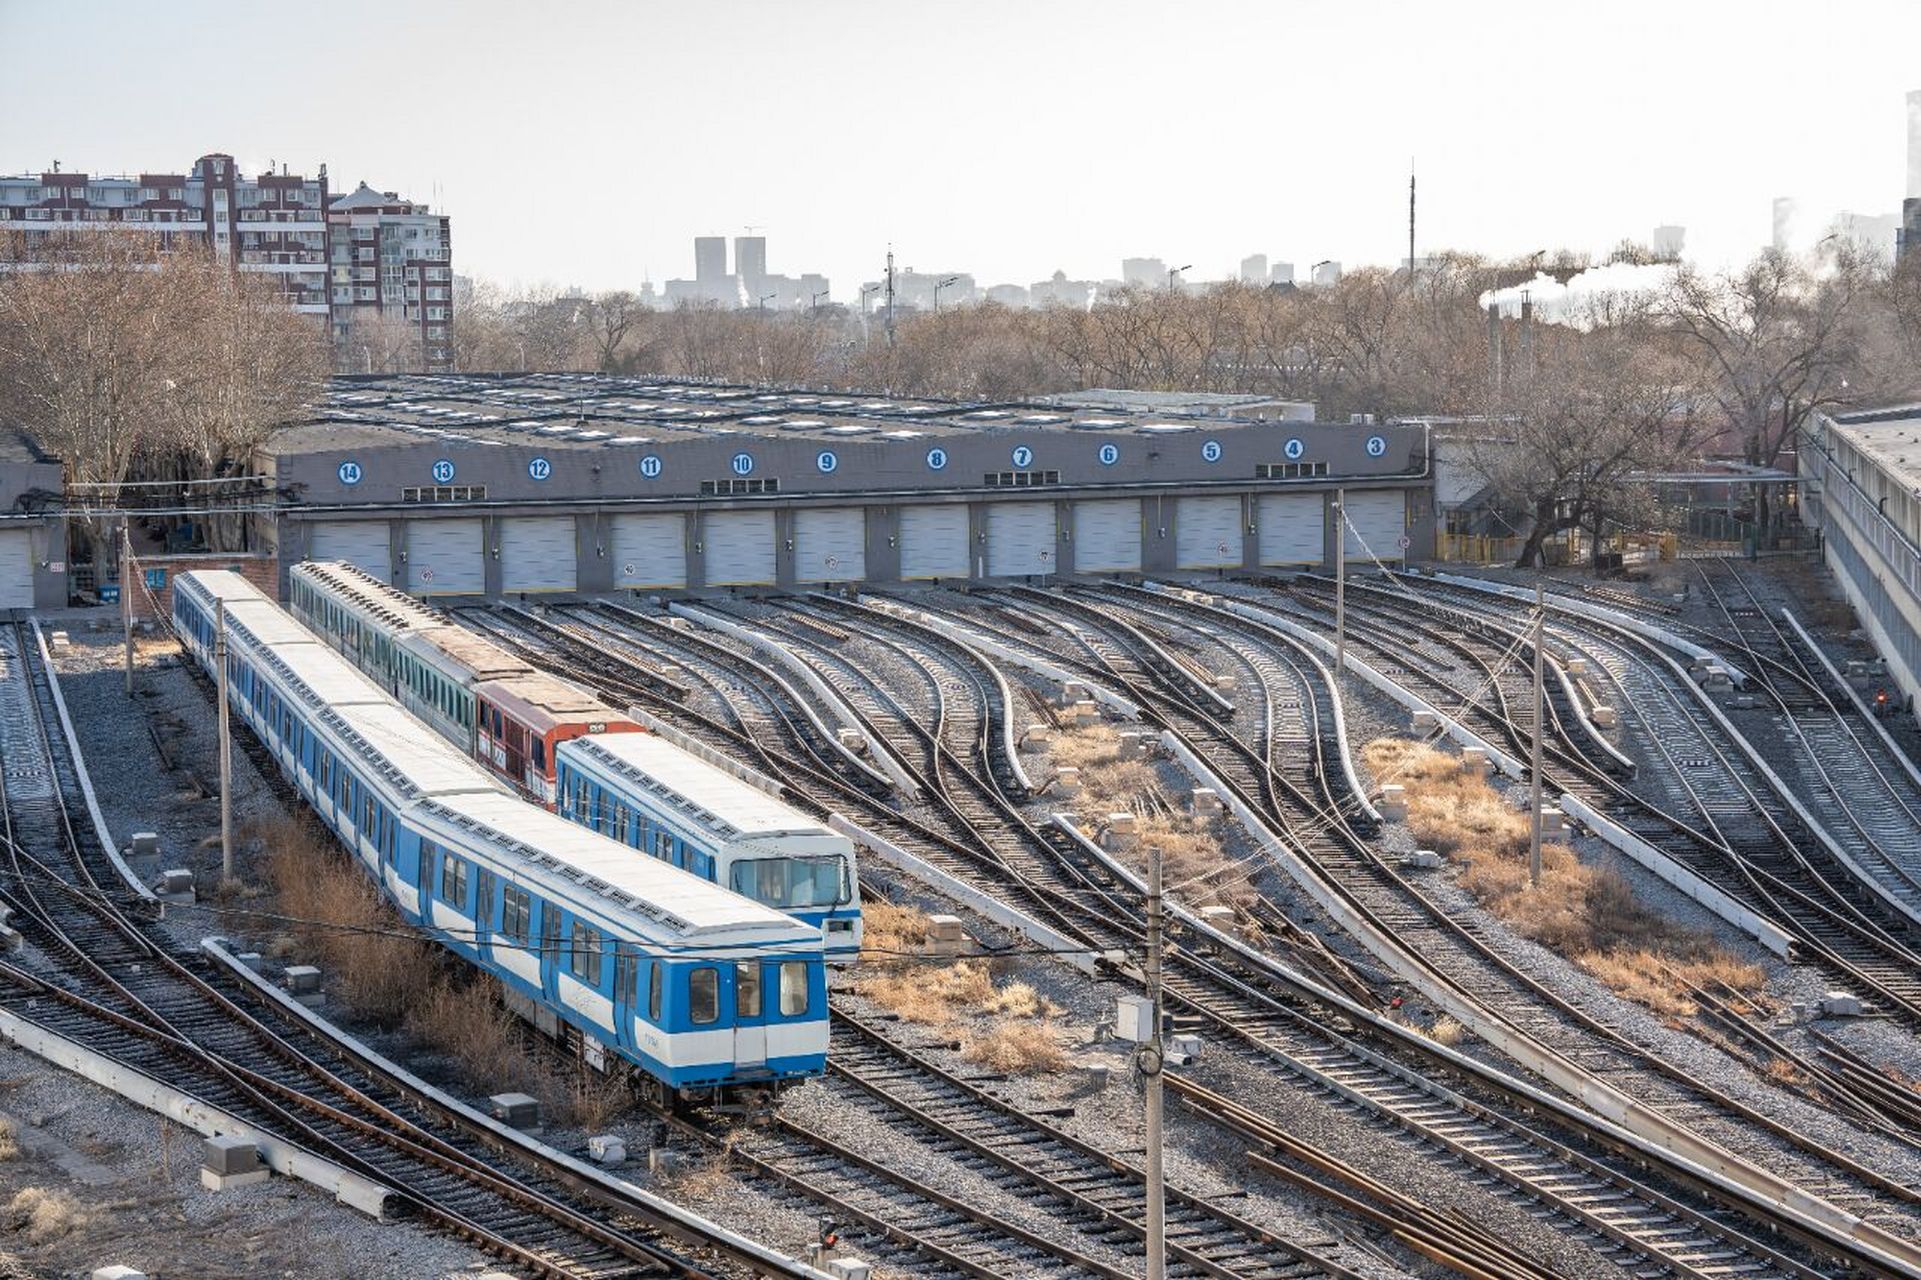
<box><xmin>922</xmin><ymin>914</ymin><xmax>964</xmax><ymax>959</ymax></box>
<box><xmin>1115</xmin><ymin>994</ymin><xmax>1154</xmax><ymax>1043</ymax></box>
<box><xmin>648</xmin><ymin>1147</ymin><xmax>686</xmax><ymax>1176</ymax></box>
<box><xmin>335</xmin><ymin>1179</ymin><xmax>395</xmax><ymax>1220</ymax></box>
<box><xmin>154</xmin><ymin>867</ymin><xmax>193</xmax><ymax>899</ymax></box>
<box><xmin>1059</xmin><ymin>681</ymin><xmax>1088</xmax><ymax>706</ymax></box>
<box><xmin>1197</xmin><ymin>904</ymin><xmax>1236</xmax><ymax>931</ymax></box>
<box><xmin>1410</xmin><ymin>709</ymin><xmax>1440</xmax><ymax>734</ymax></box>
<box><xmin>1019</xmin><ymin>724</ymin><xmax>1053</xmax><ymax>750</ymax></box>
<box><xmin>202</xmin><ymin>1134</ymin><xmax>259</xmax><ymax>1176</ymax></box>
<box><xmin>233</xmin><ymin>952</ymin><xmax>263</xmax><ymax>972</ymax></box>
<box><xmin>587</xmin><ymin>1134</ymin><xmax>626</xmax><ymax>1166</ymax></box>
<box><xmin>1165</xmin><ymin>1033</ymin><xmax>1203</xmax><ymax>1066</ymax></box>
<box><xmin>1104</xmin><ymin>812</ymin><xmax>1136</xmax><ymax>834</ymax></box>
<box><xmin>1590</xmin><ymin>705</ymin><xmax>1618</xmax><ymax>729</ymax></box>
<box><xmin>1819</xmin><ymin>991</ymin><xmax>1863</xmax><ymax>1018</ymax></box>
<box><xmin>128</xmin><ymin>832</ymin><xmax>160</xmax><ymax>858</ymax></box>
<box><xmin>1115</xmin><ymin>731</ymin><xmax>1146</xmax><ymax>759</ymax></box>
<box><xmin>283</xmin><ymin>966</ymin><xmax>322</xmax><ymax>1001</ymax></box>
<box><xmin>1050</xmin><ymin>766</ymin><xmax>1081</xmax><ymax>795</ymax></box>
<box><xmin>47</xmin><ymin>630</ymin><xmax>70</xmax><ymax>650</ymax></box>
<box><xmin>1211</xmin><ymin>673</ymin><xmax>1235</xmax><ymax>691</ymax></box>
<box><xmin>1075</xmin><ymin>1060</ymin><xmax>1111</xmax><ymax>1090</ymax></box>
<box><xmin>827</xmin><ymin>1259</ymin><xmax>874</xmax><ymax>1280</ymax></box>
<box><xmin>835</xmin><ymin>727</ymin><xmax>868</xmax><ymax>755</ymax></box>
<box><xmin>1405</xmin><ymin>850</ymin><xmax>1443</xmax><ymax>870</ymax></box>
<box><xmin>1698</xmin><ymin>665</ymin><xmax>1733</xmax><ymax>692</ymax></box>
<box><xmin>200</xmin><ymin>1165</ymin><xmax>271</xmax><ymax>1191</ymax></box>
<box><xmin>91</xmin><ymin>1267</ymin><xmax>147</xmax><ymax>1280</ymax></box>
<box><xmin>1539</xmin><ymin>807</ymin><xmax>1567</xmax><ymax>836</ymax></box>
<box><xmin>1459</xmin><ymin>747</ymin><xmax>1491</xmax><ymax>776</ymax></box>
<box><xmin>490</xmin><ymin>1093</ymin><xmax>541</xmax><ymax>1130</ymax></box>
<box><xmin>1378</xmin><ymin>784</ymin><xmax>1407</xmax><ymax>821</ymax></box>
<box><xmin>1100</xmin><ymin>829</ymin><xmax>1137</xmax><ymax>853</ymax></box>
<box><xmin>1564</xmin><ymin>658</ymin><xmax>1587</xmax><ymax>676</ymax></box>
<box><xmin>1190</xmin><ymin>787</ymin><xmax>1222</xmax><ymax>815</ymax></box>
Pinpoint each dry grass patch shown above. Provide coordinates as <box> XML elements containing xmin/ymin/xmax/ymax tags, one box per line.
<box><xmin>1111</xmin><ymin>813</ymin><xmax>1250</xmax><ymax>911</ymax></box>
<box><xmin>961</xmin><ymin>1023</ymin><xmax>1069</xmax><ymax>1075</ymax></box>
<box><xmin>1426</xmin><ymin>1015</ymin><xmax>1465</xmax><ymax>1047</ymax></box>
<box><xmin>859</xmin><ymin>900</ymin><xmax>929</xmax><ymax>959</ymax></box>
<box><xmin>855</xmin><ymin>959</ymin><xmax>1058</xmax><ymax>1024</ymax></box>
<box><xmin>4</xmin><ymin>1188</ymin><xmax>86</xmax><ymax>1244</ymax></box>
<box><xmin>1050</xmin><ymin>725</ymin><xmax>1159</xmax><ymax>809</ymax></box>
<box><xmin>1362</xmin><ymin>736</ymin><xmax>1767</xmax><ymax>1017</ymax></box>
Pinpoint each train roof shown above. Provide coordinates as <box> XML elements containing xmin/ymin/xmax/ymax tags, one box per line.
<box><xmin>475</xmin><ymin>671</ymin><xmax>635</xmax><ymax>727</ymax></box>
<box><xmin>175</xmin><ymin>568</ymin><xmax>274</xmax><ymax>610</ymax></box>
<box><xmin>267</xmin><ymin>640</ymin><xmax>391</xmax><ymax>709</ymax></box>
<box><xmin>562</xmin><ymin>733</ymin><xmax>844</xmax><ymax>846</ymax></box>
<box><xmin>214</xmin><ymin>596</ymin><xmax>329</xmax><ymax>650</ymax></box>
<box><xmin>413</xmin><ymin>791</ymin><xmax>819</xmax><ymax>948</ymax></box>
<box><xmin>293</xmin><ymin>559</ymin><xmax>447</xmax><ymax>633</ymax></box>
<box><xmin>333</xmin><ymin>701</ymin><xmax>508</xmax><ymax>800</ymax></box>
<box><xmin>409</xmin><ymin>625</ymin><xmax>534</xmax><ymax>681</ymax></box>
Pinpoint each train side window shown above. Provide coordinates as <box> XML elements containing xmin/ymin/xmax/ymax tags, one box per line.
<box><xmin>779</xmin><ymin>961</ymin><xmax>810</xmax><ymax>1017</ymax></box>
<box><xmin>532</xmin><ymin>738</ymin><xmax>545</xmax><ymax>770</ymax></box>
<box><xmin>736</xmin><ymin>963</ymin><xmax>762</xmax><ymax>1019</ymax></box>
<box><xmin>539</xmin><ymin>901</ymin><xmax>562</xmax><ymax>967</ymax></box>
<box><xmin>688</xmin><ymin>968</ymin><xmax>718</xmax><ymax>1025</ymax></box>
<box><xmin>652</xmin><ymin>831</ymin><xmax>672</xmax><ymax>862</ymax></box>
<box><xmin>503</xmin><ymin>885</ymin><xmax>530</xmax><ymax>945</ymax></box>
<box><xmin>318</xmin><ymin>752</ymin><xmax>331</xmax><ymax>791</ymax></box>
<box><xmin>648</xmin><ymin>962</ymin><xmax>662</xmax><ymax>1022</ymax></box>
<box><xmin>363</xmin><ymin>794</ymin><xmax>377</xmax><ymax>835</ymax></box>
<box><xmin>439</xmin><ymin>854</ymin><xmax>468</xmax><ymax>908</ymax></box>
<box><xmin>569</xmin><ymin>922</ymin><xmax>603</xmax><ymax>985</ymax></box>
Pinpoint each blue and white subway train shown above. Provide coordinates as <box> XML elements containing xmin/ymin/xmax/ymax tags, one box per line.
<box><xmin>173</xmin><ymin>570</ymin><xmax>829</xmax><ymax>1101</ymax></box>
<box><xmin>555</xmin><ymin>733</ymin><xmax>864</xmax><ymax>962</ymax></box>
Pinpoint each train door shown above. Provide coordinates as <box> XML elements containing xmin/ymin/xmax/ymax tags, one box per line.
<box><xmin>539</xmin><ymin>904</ymin><xmax>563</xmax><ymax>1002</ymax></box>
<box><xmin>614</xmin><ymin>947</ymin><xmax>640</xmax><ymax>1057</ymax></box>
<box><xmin>733</xmin><ymin>961</ymin><xmax>768</xmax><ymax>1072</ymax></box>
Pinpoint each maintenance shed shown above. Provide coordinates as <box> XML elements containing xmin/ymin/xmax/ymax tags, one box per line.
<box><xmin>251</xmin><ymin>374</ymin><xmax>1435</xmax><ymax>600</ymax></box>
<box><xmin>0</xmin><ymin>430</ymin><xmax>67</xmax><ymax>612</ymax></box>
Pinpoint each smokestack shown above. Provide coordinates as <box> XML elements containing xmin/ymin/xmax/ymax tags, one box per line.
<box><xmin>1486</xmin><ymin>302</ymin><xmax>1504</xmax><ymax>403</ymax></box>
<box><xmin>1908</xmin><ymin>90</ymin><xmax>1921</xmax><ymax>200</ymax></box>
<box><xmin>1519</xmin><ymin>293</ymin><xmax>1535</xmax><ymax>381</ymax></box>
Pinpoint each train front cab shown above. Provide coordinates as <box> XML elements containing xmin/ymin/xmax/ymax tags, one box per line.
<box><xmin>410</xmin><ymin>833</ymin><xmax>827</xmax><ymax>1101</ymax></box>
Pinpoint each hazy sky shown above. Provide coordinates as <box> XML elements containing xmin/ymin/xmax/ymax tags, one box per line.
<box><xmin>4</xmin><ymin>0</ymin><xmax>1918</xmax><ymax>298</ymax></box>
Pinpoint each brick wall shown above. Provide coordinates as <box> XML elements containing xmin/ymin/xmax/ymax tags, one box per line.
<box><xmin>125</xmin><ymin>553</ymin><xmax>279</xmax><ymax>622</ymax></box>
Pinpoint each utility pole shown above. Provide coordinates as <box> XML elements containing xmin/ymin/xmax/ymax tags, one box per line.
<box><xmin>1333</xmin><ymin>489</ymin><xmax>1346</xmax><ymax>684</ymax></box>
<box><xmin>121</xmin><ymin>520</ymin><xmax>135</xmax><ymax>696</ymax></box>
<box><xmin>1142</xmin><ymin>845</ymin><xmax>1166</xmax><ymax>1280</ymax></box>
<box><xmin>1529</xmin><ymin>579</ymin><xmax>1545</xmax><ymax>888</ymax></box>
<box><xmin>1408</xmin><ymin>160</ymin><xmax>1417</xmax><ymax>276</ymax></box>
<box><xmin>215</xmin><ymin>599</ymin><xmax>234</xmax><ymax>885</ymax></box>
<box><xmin>884</xmin><ymin>248</ymin><xmax>896</xmax><ymax>347</ymax></box>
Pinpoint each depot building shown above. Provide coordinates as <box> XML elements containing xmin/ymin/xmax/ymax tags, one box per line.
<box><xmin>251</xmin><ymin>374</ymin><xmax>1436</xmax><ymax>599</ymax></box>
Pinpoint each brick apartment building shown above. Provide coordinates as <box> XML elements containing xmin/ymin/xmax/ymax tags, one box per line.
<box><xmin>0</xmin><ymin>152</ymin><xmax>452</xmax><ymax>370</ymax></box>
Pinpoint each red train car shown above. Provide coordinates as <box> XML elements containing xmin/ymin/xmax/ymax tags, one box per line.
<box><xmin>474</xmin><ymin>671</ymin><xmax>643</xmax><ymax>805</ymax></box>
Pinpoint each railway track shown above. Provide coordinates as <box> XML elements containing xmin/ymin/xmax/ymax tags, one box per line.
<box><xmin>0</xmin><ymin>623</ymin><xmax>787</xmax><ymax>1280</ymax></box>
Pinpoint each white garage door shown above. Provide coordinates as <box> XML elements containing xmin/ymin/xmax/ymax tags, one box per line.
<box><xmin>611</xmin><ymin>513</ymin><xmax>686</xmax><ymax>589</ymax></box>
<box><xmin>406</xmin><ymin>519</ymin><xmax>484</xmax><ymax>596</ymax></box>
<box><xmin>501</xmin><ymin>516</ymin><xmax>577</xmax><ymax>594</ymax></box>
<box><xmin>986</xmin><ymin>503</ymin><xmax>1057</xmax><ymax>577</ymax></box>
<box><xmin>309</xmin><ymin>521</ymin><xmax>391</xmax><ymax>580</ymax></box>
<box><xmin>0</xmin><ymin>529</ymin><xmax>32</xmax><ymax>611</ymax></box>
<box><xmin>899</xmin><ymin>505</ymin><xmax>969</xmax><ymax>580</ymax></box>
<box><xmin>1177</xmin><ymin>496</ymin><xmax>1244</xmax><ymax>569</ymax></box>
<box><xmin>703</xmin><ymin>511</ymin><xmax>775</xmax><ymax>586</ymax></box>
<box><xmin>1259</xmin><ymin>493</ymin><xmax>1324</xmax><ymax>566</ymax></box>
<box><xmin>1340</xmin><ymin>490</ymin><xmax>1407</xmax><ymax>564</ymax></box>
<box><xmin>794</xmin><ymin>508</ymin><xmax>866</xmax><ymax>583</ymax></box>
<box><xmin>1073</xmin><ymin>500</ymin><xmax>1141</xmax><ymax>574</ymax></box>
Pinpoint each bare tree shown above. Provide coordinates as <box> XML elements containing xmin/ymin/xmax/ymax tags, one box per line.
<box><xmin>584</xmin><ymin>290</ymin><xmax>644</xmax><ymax>371</ymax></box>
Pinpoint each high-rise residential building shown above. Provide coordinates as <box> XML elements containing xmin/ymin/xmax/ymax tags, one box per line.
<box><xmin>1310</xmin><ymin>260</ymin><xmax>1342</xmax><ymax>287</ymax></box>
<box><xmin>1239</xmin><ymin>253</ymin><xmax>1269</xmax><ymax>284</ymax></box>
<box><xmin>1031</xmin><ymin>269</ymin><xmax>1094</xmax><ymax>308</ymax></box>
<box><xmin>1772</xmin><ymin>197</ymin><xmax>1801</xmax><ymax>252</ymax></box>
<box><xmin>1651</xmin><ymin>225</ymin><xmax>1686</xmax><ymax>260</ymax></box>
<box><xmin>694</xmin><ymin>236</ymin><xmax>728</xmax><ymax>283</ymax></box>
<box><xmin>326</xmin><ymin>182</ymin><xmax>454</xmax><ymax>371</ymax></box>
<box><xmin>1269</xmin><ymin>261</ymin><xmax>1295</xmax><ymax>286</ymax></box>
<box><xmin>0</xmin><ymin>153</ymin><xmax>331</xmax><ymax>317</ymax></box>
<box><xmin>1902</xmin><ymin>91</ymin><xmax>1921</xmax><ymax>262</ymax></box>
<box><xmin>735</xmin><ymin>235</ymin><xmax>767</xmax><ymax>289</ymax></box>
<box><xmin>1121</xmin><ymin>257</ymin><xmax>1167</xmax><ymax>289</ymax></box>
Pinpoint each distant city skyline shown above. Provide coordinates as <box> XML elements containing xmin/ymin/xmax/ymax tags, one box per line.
<box><xmin>4</xmin><ymin>0</ymin><xmax>1920</xmax><ymax>300</ymax></box>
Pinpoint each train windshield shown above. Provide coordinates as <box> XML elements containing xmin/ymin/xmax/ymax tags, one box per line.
<box><xmin>730</xmin><ymin>856</ymin><xmax>850</xmax><ymax>909</ymax></box>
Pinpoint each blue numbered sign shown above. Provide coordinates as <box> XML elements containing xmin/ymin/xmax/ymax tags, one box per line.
<box><xmin>640</xmin><ymin>454</ymin><xmax>663</xmax><ymax>479</ymax></box>
<box><xmin>1366</xmin><ymin>434</ymin><xmax>1388</xmax><ymax>458</ymax></box>
<box><xmin>1012</xmin><ymin>445</ymin><xmax>1034</xmax><ymax>468</ymax></box>
<box><xmin>431</xmin><ymin>458</ymin><xmax>456</xmax><ymax>483</ymax></box>
<box><xmin>527</xmin><ymin>456</ymin><xmax>552</xmax><ymax>481</ymax></box>
<box><xmin>1098</xmin><ymin>443</ymin><xmax>1120</xmax><ymax>466</ymax></box>
<box><xmin>926</xmin><ymin>447</ymin><xmax>948</xmax><ymax>471</ymax></box>
<box><xmin>816</xmin><ymin>450</ymin><xmax>838</xmax><ymax>474</ymax></box>
<box><xmin>1201</xmin><ymin>440</ymin><xmax>1223</xmax><ymax>464</ymax></box>
<box><xmin>337</xmin><ymin>460</ymin><xmax>363</xmax><ymax>487</ymax></box>
<box><xmin>731</xmin><ymin>452</ymin><xmax>755</xmax><ymax>476</ymax></box>
<box><xmin>1284</xmin><ymin>438</ymin><xmax>1305</xmax><ymax>461</ymax></box>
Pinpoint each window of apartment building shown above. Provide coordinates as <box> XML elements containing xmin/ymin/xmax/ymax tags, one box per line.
<box><xmin>427</xmin><ymin>307</ymin><xmax>446</xmax><ymax>320</ymax></box>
